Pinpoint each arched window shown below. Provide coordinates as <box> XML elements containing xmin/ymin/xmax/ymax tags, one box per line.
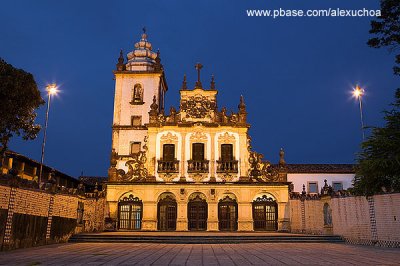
<box><xmin>132</xmin><ymin>84</ymin><xmax>144</xmax><ymax>104</ymax></box>
<box><xmin>252</xmin><ymin>195</ymin><xmax>278</xmax><ymax>231</ymax></box>
<box><xmin>323</xmin><ymin>203</ymin><xmax>332</xmax><ymax>226</ymax></box>
<box><xmin>157</xmin><ymin>193</ymin><xmax>177</xmax><ymax>231</ymax></box>
<box><xmin>118</xmin><ymin>194</ymin><xmax>143</xmax><ymax>230</ymax></box>
<box><xmin>218</xmin><ymin>195</ymin><xmax>238</xmax><ymax>231</ymax></box>
<box><xmin>188</xmin><ymin>193</ymin><xmax>208</xmax><ymax>231</ymax></box>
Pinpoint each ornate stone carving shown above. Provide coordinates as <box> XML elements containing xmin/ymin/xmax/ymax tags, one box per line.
<box><xmin>248</xmin><ymin>151</ymin><xmax>279</xmax><ymax>182</ymax></box>
<box><xmin>160</xmin><ymin>132</ymin><xmax>178</xmax><ymax>144</ymax></box>
<box><xmin>181</xmin><ymin>95</ymin><xmax>216</xmax><ymax>119</ymax></box>
<box><xmin>190</xmin><ymin>131</ymin><xmax>208</xmax><ymax>142</ymax></box>
<box><xmin>160</xmin><ymin>173</ymin><xmax>176</xmax><ymax>182</ymax></box>
<box><xmin>118</xmin><ymin>136</ymin><xmax>149</xmax><ymax>182</ymax></box>
<box><xmin>191</xmin><ymin>173</ymin><xmax>205</xmax><ymax>183</ymax></box>
<box><xmin>218</xmin><ymin>132</ymin><xmax>235</xmax><ymax>144</ymax></box>
<box><xmin>221</xmin><ymin>173</ymin><xmax>234</xmax><ymax>182</ymax></box>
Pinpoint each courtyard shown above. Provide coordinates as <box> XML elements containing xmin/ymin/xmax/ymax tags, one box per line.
<box><xmin>0</xmin><ymin>242</ymin><xmax>399</xmax><ymax>265</ymax></box>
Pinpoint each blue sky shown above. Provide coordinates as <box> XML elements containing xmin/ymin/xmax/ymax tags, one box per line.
<box><xmin>1</xmin><ymin>0</ymin><xmax>398</xmax><ymax>177</ymax></box>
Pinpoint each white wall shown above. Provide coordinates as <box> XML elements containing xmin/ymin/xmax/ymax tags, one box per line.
<box><xmin>287</xmin><ymin>173</ymin><xmax>354</xmax><ymax>193</ymax></box>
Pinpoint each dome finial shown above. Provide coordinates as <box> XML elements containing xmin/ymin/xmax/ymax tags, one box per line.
<box><xmin>141</xmin><ymin>26</ymin><xmax>147</xmax><ymax>40</ymax></box>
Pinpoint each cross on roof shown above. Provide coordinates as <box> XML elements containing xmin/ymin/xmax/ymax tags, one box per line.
<box><xmin>195</xmin><ymin>63</ymin><xmax>203</xmax><ymax>88</ymax></box>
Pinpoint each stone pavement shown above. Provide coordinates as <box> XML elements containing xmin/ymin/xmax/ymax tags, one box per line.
<box><xmin>0</xmin><ymin>242</ymin><xmax>399</xmax><ymax>265</ymax></box>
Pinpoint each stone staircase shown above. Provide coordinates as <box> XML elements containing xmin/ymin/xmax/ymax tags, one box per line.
<box><xmin>69</xmin><ymin>233</ymin><xmax>344</xmax><ymax>244</ymax></box>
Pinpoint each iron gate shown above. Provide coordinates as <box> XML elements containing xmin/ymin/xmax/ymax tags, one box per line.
<box><xmin>252</xmin><ymin>195</ymin><xmax>278</xmax><ymax>231</ymax></box>
<box><xmin>188</xmin><ymin>195</ymin><xmax>208</xmax><ymax>231</ymax></box>
<box><xmin>118</xmin><ymin>195</ymin><xmax>142</xmax><ymax>230</ymax></box>
<box><xmin>158</xmin><ymin>195</ymin><xmax>177</xmax><ymax>231</ymax></box>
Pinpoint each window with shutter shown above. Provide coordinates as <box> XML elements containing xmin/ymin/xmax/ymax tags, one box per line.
<box><xmin>163</xmin><ymin>144</ymin><xmax>175</xmax><ymax>161</ymax></box>
<box><xmin>221</xmin><ymin>144</ymin><xmax>233</xmax><ymax>161</ymax></box>
<box><xmin>192</xmin><ymin>143</ymin><xmax>205</xmax><ymax>161</ymax></box>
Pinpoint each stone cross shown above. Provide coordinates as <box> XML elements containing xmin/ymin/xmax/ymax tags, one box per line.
<box><xmin>195</xmin><ymin>63</ymin><xmax>203</xmax><ymax>88</ymax></box>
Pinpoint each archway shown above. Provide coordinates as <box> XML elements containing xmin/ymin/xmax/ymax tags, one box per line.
<box><xmin>252</xmin><ymin>195</ymin><xmax>278</xmax><ymax>231</ymax></box>
<box><xmin>118</xmin><ymin>194</ymin><xmax>143</xmax><ymax>230</ymax></box>
<box><xmin>157</xmin><ymin>193</ymin><xmax>177</xmax><ymax>231</ymax></box>
<box><xmin>218</xmin><ymin>195</ymin><xmax>238</xmax><ymax>231</ymax></box>
<box><xmin>188</xmin><ymin>193</ymin><xmax>208</xmax><ymax>231</ymax></box>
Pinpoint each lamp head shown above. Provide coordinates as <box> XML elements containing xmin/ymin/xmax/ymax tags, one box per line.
<box><xmin>353</xmin><ymin>85</ymin><xmax>363</xmax><ymax>98</ymax></box>
<box><xmin>46</xmin><ymin>83</ymin><xmax>58</xmax><ymax>95</ymax></box>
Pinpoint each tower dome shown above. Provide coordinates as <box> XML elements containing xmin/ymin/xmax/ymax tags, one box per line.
<box><xmin>126</xmin><ymin>29</ymin><xmax>159</xmax><ymax>71</ymax></box>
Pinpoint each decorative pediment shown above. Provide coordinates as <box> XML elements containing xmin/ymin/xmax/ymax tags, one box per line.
<box><xmin>160</xmin><ymin>132</ymin><xmax>178</xmax><ymax>143</ymax></box>
<box><xmin>190</xmin><ymin>131</ymin><xmax>208</xmax><ymax>141</ymax></box>
<box><xmin>218</xmin><ymin>132</ymin><xmax>236</xmax><ymax>144</ymax></box>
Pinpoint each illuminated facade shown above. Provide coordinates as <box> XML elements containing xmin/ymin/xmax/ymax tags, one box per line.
<box><xmin>106</xmin><ymin>31</ymin><xmax>354</xmax><ymax>232</ymax></box>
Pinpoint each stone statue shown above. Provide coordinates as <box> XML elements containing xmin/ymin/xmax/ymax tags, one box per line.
<box><xmin>279</xmin><ymin>148</ymin><xmax>286</xmax><ymax>165</ymax></box>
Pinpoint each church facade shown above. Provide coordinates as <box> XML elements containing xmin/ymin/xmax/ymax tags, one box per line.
<box><xmin>106</xmin><ymin>31</ymin><xmax>352</xmax><ymax>232</ymax></box>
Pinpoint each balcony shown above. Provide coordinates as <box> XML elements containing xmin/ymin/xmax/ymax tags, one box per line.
<box><xmin>216</xmin><ymin>160</ymin><xmax>238</xmax><ymax>173</ymax></box>
<box><xmin>157</xmin><ymin>160</ymin><xmax>179</xmax><ymax>173</ymax></box>
<box><xmin>187</xmin><ymin>160</ymin><xmax>209</xmax><ymax>173</ymax></box>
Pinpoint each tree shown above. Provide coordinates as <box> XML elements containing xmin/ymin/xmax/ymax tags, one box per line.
<box><xmin>353</xmin><ymin>89</ymin><xmax>400</xmax><ymax>195</ymax></box>
<box><xmin>367</xmin><ymin>0</ymin><xmax>400</xmax><ymax>75</ymax></box>
<box><xmin>0</xmin><ymin>58</ymin><xmax>44</xmax><ymax>157</ymax></box>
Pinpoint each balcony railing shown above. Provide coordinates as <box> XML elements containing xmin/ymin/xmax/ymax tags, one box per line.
<box><xmin>157</xmin><ymin>160</ymin><xmax>179</xmax><ymax>173</ymax></box>
<box><xmin>187</xmin><ymin>160</ymin><xmax>209</xmax><ymax>173</ymax></box>
<box><xmin>216</xmin><ymin>160</ymin><xmax>238</xmax><ymax>173</ymax></box>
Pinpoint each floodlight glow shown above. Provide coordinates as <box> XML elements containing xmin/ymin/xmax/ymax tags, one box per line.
<box><xmin>353</xmin><ymin>85</ymin><xmax>363</xmax><ymax>99</ymax></box>
<box><xmin>46</xmin><ymin>83</ymin><xmax>58</xmax><ymax>95</ymax></box>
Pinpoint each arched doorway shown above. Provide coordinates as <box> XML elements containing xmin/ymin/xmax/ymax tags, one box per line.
<box><xmin>252</xmin><ymin>195</ymin><xmax>278</xmax><ymax>231</ymax></box>
<box><xmin>218</xmin><ymin>195</ymin><xmax>238</xmax><ymax>231</ymax></box>
<box><xmin>188</xmin><ymin>193</ymin><xmax>208</xmax><ymax>231</ymax></box>
<box><xmin>118</xmin><ymin>194</ymin><xmax>143</xmax><ymax>230</ymax></box>
<box><xmin>157</xmin><ymin>193</ymin><xmax>177</xmax><ymax>231</ymax></box>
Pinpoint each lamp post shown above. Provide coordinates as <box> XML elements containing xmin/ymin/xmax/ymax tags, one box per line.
<box><xmin>353</xmin><ymin>85</ymin><xmax>365</xmax><ymax>141</ymax></box>
<box><xmin>38</xmin><ymin>83</ymin><xmax>58</xmax><ymax>187</ymax></box>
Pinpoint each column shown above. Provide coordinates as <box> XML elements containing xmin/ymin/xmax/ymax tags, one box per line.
<box><xmin>7</xmin><ymin>157</ymin><xmax>13</xmax><ymax>170</ymax></box>
<box><xmin>180</xmin><ymin>132</ymin><xmax>186</xmax><ymax>181</ymax></box>
<box><xmin>18</xmin><ymin>162</ymin><xmax>25</xmax><ymax>176</ymax></box>
<box><xmin>210</xmin><ymin>133</ymin><xmax>216</xmax><ymax>181</ymax></box>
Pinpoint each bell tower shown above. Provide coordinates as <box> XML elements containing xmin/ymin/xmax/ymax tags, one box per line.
<box><xmin>110</xmin><ymin>29</ymin><xmax>168</xmax><ymax>176</ymax></box>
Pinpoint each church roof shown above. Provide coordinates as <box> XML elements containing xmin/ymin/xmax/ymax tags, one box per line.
<box><xmin>285</xmin><ymin>164</ymin><xmax>355</xmax><ymax>174</ymax></box>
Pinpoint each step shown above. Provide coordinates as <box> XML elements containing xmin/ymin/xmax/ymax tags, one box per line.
<box><xmin>68</xmin><ymin>234</ymin><xmax>344</xmax><ymax>244</ymax></box>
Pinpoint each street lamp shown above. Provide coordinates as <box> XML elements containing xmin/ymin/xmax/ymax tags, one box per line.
<box><xmin>38</xmin><ymin>83</ymin><xmax>58</xmax><ymax>187</ymax></box>
<box><xmin>352</xmin><ymin>85</ymin><xmax>365</xmax><ymax>141</ymax></box>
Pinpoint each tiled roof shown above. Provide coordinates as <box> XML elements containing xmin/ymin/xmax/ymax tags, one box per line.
<box><xmin>79</xmin><ymin>176</ymin><xmax>108</xmax><ymax>185</ymax></box>
<box><xmin>4</xmin><ymin>150</ymin><xmax>78</xmax><ymax>181</ymax></box>
<box><xmin>284</xmin><ymin>164</ymin><xmax>355</xmax><ymax>174</ymax></box>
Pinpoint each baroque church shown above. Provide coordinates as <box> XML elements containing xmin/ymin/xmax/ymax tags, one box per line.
<box><xmin>106</xmin><ymin>31</ymin><xmax>352</xmax><ymax>232</ymax></box>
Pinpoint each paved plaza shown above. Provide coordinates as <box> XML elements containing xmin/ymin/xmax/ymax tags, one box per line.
<box><xmin>0</xmin><ymin>242</ymin><xmax>399</xmax><ymax>265</ymax></box>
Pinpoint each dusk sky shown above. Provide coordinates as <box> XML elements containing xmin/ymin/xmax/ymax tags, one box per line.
<box><xmin>1</xmin><ymin>0</ymin><xmax>398</xmax><ymax>177</ymax></box>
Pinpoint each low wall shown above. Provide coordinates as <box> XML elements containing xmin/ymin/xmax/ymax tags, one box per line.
<box><xmin>290</xmin><ymin>193</ymin><xmax>400</xmax><ymax>247</ymax></box>
<box><xmin>0</xmin><ymin>185</ymin><xmax>106</xmax><ymax>251</ymax></box>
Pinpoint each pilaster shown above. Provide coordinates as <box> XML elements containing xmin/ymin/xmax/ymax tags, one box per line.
<box><xmin>238</xmin><ymin>202</ymin><xmax>253</xmax><ymax>231</ymax></box>
<box><xmin>207</xmin><ymin>202</ymin><xmax>219</xmax><ymax>231</ymax></box>
<box><xmin>176</xmin><ymin>201</ymin><xmax>188</xmax><ymax>231</ymax></box>
<box><xmin>141</xmin><ymin>201</ymin><xmax>157</xmax><ymax>231</ymax></box>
